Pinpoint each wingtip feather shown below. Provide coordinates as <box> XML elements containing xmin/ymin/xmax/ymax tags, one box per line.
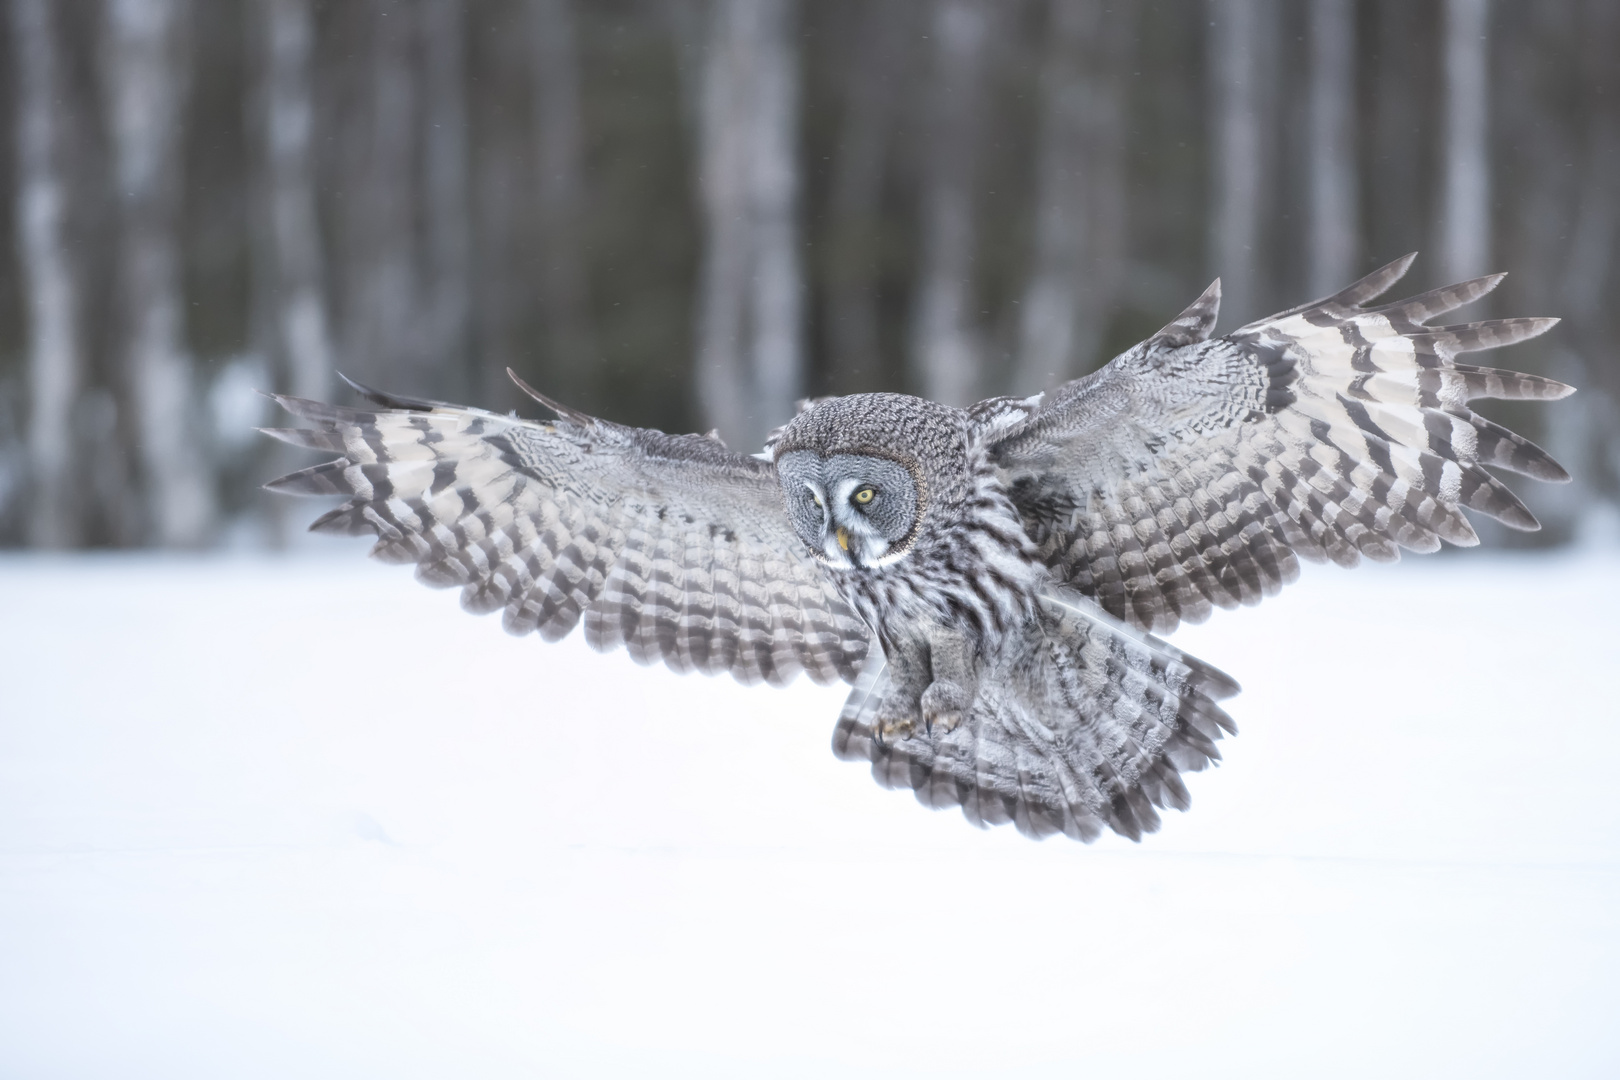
<box><xmin>507</xmin><ymin>367</ymin><xmax>593</xmax><ymax>425</ymax></box>
<box><xmin>1333</xmin><ymin>252</ymin><xmax>1418</xmax><ymax>307</ymax></box>
<box><xmin>258</xmin><ymin>426</ymin><xmax>346</xmax><ymax>452</ymax></box>
<box><xmin>337</xmin><ymin>372</ymin><xmax>451</xmax><ymax>411</ymax></box>
<box><xmin>1149</xmin><ymin>278</ymin><xmax>1222</xmax><ymax>348</ymax></box>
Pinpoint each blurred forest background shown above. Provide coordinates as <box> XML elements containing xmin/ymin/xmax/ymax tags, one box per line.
<box><xmin>0</xmin><ymin>0</ymin><xmax>1616</xmax><ymax>550</ymax></box>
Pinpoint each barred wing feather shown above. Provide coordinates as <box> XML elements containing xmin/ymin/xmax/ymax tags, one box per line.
<box><xmin>990</xmin><ymin>254</ymin><xmax>1573</xmax><ymax>635</ymax></box>
<box><xmin>264</xmin><ymin>379</ymin><xmax>871</xmax><ymax>686</ymax></box>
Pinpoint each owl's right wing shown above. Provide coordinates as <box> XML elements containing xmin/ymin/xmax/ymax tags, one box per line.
<box><xmin>987</xmin><ymin>254</ymin><xmax>1574</xmax><ymax>635</ymax></box>
<box><xmin>263</xmin><ymin>377</ymin><xmax>871</xmax><ymax>687</ymax></box>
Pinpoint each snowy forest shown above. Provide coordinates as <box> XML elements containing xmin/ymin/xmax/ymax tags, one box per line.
<box><xmin>1</xmin><ymin>0</ymin><xmax>1616</xmax><ymax>551</ymax></box>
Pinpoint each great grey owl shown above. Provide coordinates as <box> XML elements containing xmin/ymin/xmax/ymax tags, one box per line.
<box><xmin>264</xmin><ymin>255</ymin><xmax>1570</xmax><ymax>842</ymax></box>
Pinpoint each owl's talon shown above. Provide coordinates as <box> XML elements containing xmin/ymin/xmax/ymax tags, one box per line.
<box><xmin>920</xmin><ymin>679</ymin><xmax>972</xmax><ymax>735</ymax></box>
<box><xmin>876</xmin><ymin>714</ymin><xmax>918</xmax><ymax>741</ymax></box>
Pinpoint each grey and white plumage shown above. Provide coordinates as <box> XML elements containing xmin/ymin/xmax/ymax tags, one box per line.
<box><xmin>264</xmin><ymin>254</ymin><xmax>1571</xmax><ymax>842</ymax></box>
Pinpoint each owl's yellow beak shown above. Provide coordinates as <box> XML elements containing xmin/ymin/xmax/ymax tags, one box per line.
<box><xmin>836</xmin><ymin>526</ymin><xmax>850</xmax><ymax>552</ymax></box>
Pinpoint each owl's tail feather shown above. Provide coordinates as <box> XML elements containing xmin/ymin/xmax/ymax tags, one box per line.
<box><xmin>832</xmin><ymin>589</ymin><xmax>1238</xmax><ymax>842</ymax></box>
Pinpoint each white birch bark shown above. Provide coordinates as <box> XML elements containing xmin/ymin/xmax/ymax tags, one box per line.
<box><xmin>1015</xmin><ymin>0</ymin><xmax>1126</xmax><ymax>394</ymax></box>
<box><xmin>1307</xmin><ymin>0</ymin><xmax>1358</xmax><ymax>297</ymax></box>
<box><xmin>911</xmin><ymin>0</ymin><xmax>992</xmax><ymax>407</ymax></box>
<box><xmin>104</xmin><ymin>0</ymin><xmax>215</xmax><ymax>547</ymax></box>
<box><xmin>422</xmin><ymin>0</ymin><xmax>472</xmax><ymax>395</ymax></box>
<box><xmin>1207</xmin><ymin>0</ymin><xmax>1276</xmax><ymax>329</ymax></box>
<box><xmin>1438</xmin><ymin>0</ymin><xmax>1491</xmax><ymax>283</ymax></box>
<box><xmin>528</xmin><ymin>0</ymin><xmax>595</xmax><ymax>375</ymax></box>
<box><xmin>261</xmin><ymin>0</ymin><xmax>333</xmax><ymax>403</ymax></box>
<box><xmin>695</xmin><ymin>0</ymin><xmax>802</xmax><ymax>449</ymax></box>
<box><xmin>12</xmin><ymin>0</ymin><xmax>82</xmax><ymax>547</ymax></box>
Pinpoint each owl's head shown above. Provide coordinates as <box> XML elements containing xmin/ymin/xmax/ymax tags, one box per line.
<box><xmin>770</xmin><ymin>393</ymin><xmax>970</xmax><ymax>570</ymax></box>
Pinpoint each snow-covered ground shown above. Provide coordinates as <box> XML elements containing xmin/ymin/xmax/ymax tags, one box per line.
<box><xmin>1</xmin><ymin>546</ymin><xmax>1616</xmax><ymax>1078</ymax></box>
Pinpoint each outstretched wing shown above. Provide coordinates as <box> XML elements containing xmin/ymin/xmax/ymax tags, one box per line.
<box><xmin>263</xmin><ymin>377</ymin><xmax>870</xmax><ymax>686</ymax></box>
<box><xmin>989</xmin><ymin>254</ymin><xmax>1574</xmax><ymax>634</ymax></box>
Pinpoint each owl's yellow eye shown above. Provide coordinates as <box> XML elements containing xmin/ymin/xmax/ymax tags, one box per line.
<box><xmin>812</xmin><ymin>493</ymin><xmax>823</xmax><ymax>507</ymax></box>
<box><xmin>853</xmin><ymin>487</ymin><xmax>875</xmax><ymax>505</ymax></box>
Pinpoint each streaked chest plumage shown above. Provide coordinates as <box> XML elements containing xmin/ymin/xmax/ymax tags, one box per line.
<box><xmin>825</xmin><ymin>453</ymin><xmax>1044</xmax><ymax>650</ymax></box>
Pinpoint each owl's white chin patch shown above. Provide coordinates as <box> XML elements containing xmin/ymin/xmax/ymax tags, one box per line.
<box><xmin>820</xmin><ymin>528</ymin><xmax>896</xmax><ymax>570</ymax></box>
<box><xmin>863</xmin><ymin>547</ymin><xmax>911</xmax><ymax>568</ymax></box>
<box><xmin>820</xmin><ymin>541</ymin><xmax>862</xmax><ymax>569</ymax></box>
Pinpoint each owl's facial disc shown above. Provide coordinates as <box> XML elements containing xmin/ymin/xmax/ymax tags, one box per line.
<box><xmin>777</xmin><ymin>451</ymin><xmax>919</xmax><ymax>570</ymax></box>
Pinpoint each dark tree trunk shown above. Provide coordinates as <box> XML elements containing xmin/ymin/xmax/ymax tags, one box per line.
<box><xmin>339</xmin><ymin>0</ymin><xmax>423</xmax><ymax>389</ymax></box>
<box><xmin>422</xmin><ymin>0</ymin><xmax>471</xmax><ymax>401</ymax></box>
<box><xmin>104</xmin><ymin>0</ymin><xmax>215</xmax><ymax>547</ymax></box>
<box><xmin>1207</xmin><ymin>0</ymin><xmax>1278</xmax><ymax>328</ymax></box>
<box><xmin>695</xmin><ymin>0</ymin><xmax>803</xmax><ymax>449</ymax></box>
<box><xmin>12</xmin><ymin>0</ymin><xmax>83</xmax><ymax>547</ymax></box>
<box><xmin>823</xmin><ymin>0</ymin><xmax>915</xmax><ymax>394</ymax></box>
<box><xmin>911</xmin><ymin>0</ymin><xmax>995</xmax><ymax>406</ymax></box>
<box><xmin>468</xmin><ymin>4</ymin><xmax>527</xmax><ymax>412</ymax></box>
<box><xmin>259</xmin><ymin>0</ymin><xmax>332</xmax><ymax>404</ymax></box>
<box><xmin>1015</xmin><ymin>0</ymin><xmax>1127</xmax><ymax>394</ymax></box>
<box><xmin>1437</xmin><ymin>0</ymin><xmax>1490</xmax><ymax>283</ymax></box>
<box><xmin>528</xmin><ymin>0</ymin><xmax>595</xmax><ymax>387</ymax></box>
<box><xmin>1307</xmin><ymin>0</ymin><xmax>1358</xmax><ymax>297</ymax></box>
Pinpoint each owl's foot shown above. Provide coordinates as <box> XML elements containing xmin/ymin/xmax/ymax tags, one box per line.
<box><xmin>873</xmin><ymin>702</ymin><xmax>920</xmax><ymax>742</ymax></box>
<box><xmin>874</xmin><ymin>681</ymin><xmax>967</xmax><ymax>740</ymax></box>
<box><xmin>921</xmin><ymin>679</ymin><xmax>971</xmax><ymax>734</ymax></box>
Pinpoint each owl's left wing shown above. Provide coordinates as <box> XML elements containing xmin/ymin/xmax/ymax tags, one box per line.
<box><xmin>987</xmin><ymin>254</ymin><xmax>1573</xmax><ymax>635</ymax></box>
<box><xmin>263</xmin><ymin>377</ymin><xmax>870</xmax><ymax>686</ymax></box>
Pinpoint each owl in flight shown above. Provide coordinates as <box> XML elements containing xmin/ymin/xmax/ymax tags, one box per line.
<box><xmin>265</xmin><ymin>254</ymin><xmax>1570</xmax><ymax>842</ymax></box>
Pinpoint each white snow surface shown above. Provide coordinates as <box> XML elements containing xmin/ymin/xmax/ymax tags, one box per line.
<box><xmin>1</xmin><ymin>546</ymin><xmax>1617</xmax><ymax>1078</ymax></box>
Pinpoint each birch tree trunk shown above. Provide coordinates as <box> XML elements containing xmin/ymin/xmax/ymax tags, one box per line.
<box><xmin>12</xmin><ymin>0</ymin><xmax>83</xmax><ymax>548</ymax></box>
<box><xmin>104</xmin><ymin>0</ymin><xmax>215</xmax><ymax>547</ymax></box>
<box><xmin>695</xmin><ymin>0</ymin><xmax>802</xmax><ymax>449</ymax></box>
<box><xmin>1207</xmin><ymin>0</ymin><xmax>1277</xmax><ymax>329</ymax></box>
<box><xmin>529</xmin><ymin>0</ymin><xmax>595</xmax><ymax>380</ymax></box>
<box><xmin>261</xmin><ymin>0</ymin><xmax>333</xmax><ymax>403</ymax></box>
<box><xmin>1015</xmin><ymin>0</ymin><xmax>1126</xmax><ymax>394</ymax></box>
<box><xmin>911</xmin><ymin>0</ymin><xmax>993</xmax><ymax>407</ymax></box>
<box><xmin>422</xmin><ymin>0</ymin><xmax>472</xmax><ymax>399</ymax></box>
<box><xmin>1307</xmin><ymin>0</ymin><xmax>1358</xmax><ymax>297</ymax></box>
<box><xmin>1438</xmin><ymin>0</ymin><xmax>1490</xmax><ymax>283</ymax></box>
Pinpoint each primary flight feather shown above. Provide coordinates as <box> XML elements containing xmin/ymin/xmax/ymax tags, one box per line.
<box><xmin>264</xmin><ymin>254</ymin><xmax>1571</xmax><ymax>842</ymax></box>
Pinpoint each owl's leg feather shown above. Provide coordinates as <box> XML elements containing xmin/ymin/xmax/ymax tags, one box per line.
<box><xmin>872</xmin><ymin>639</ymin><xmax>929</xmax><ymax>741</ymax></box>
<box><xmin>920</xmin><ymin>626</ymin><xmax>980</xmax><ymax>735</ymax></box>
<box><xmin>920</xmin><ymin>680</ymin><xmax>969</xmax><ymax>734</ymax></box>
<box><xmin>872</xmin><ymin>626</ymin><xmax>983</xmax><ymax>740</ymax></box>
